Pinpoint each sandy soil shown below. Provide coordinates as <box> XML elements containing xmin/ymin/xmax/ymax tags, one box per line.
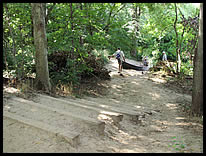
<box><xmin>3</xmin><ymin>58</ymin><xmax>203</xmax><ymax>153</ymax></box>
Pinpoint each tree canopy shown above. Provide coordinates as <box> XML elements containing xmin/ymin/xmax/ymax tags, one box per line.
<box><xmin>3</xmin><ymin>3</ymin><xmax>200</xmax><ymax>84</ymax></box>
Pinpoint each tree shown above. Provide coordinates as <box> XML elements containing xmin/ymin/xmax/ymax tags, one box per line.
<box><xmin>31</xmin><ymin>3</ymin><xmax>51</xmax><ymax>92</ymax></box>
<box><xmin>173</xmin><ymin>3</ymin><xmax>182</xmax><ymax>73</ymax></box>
<box><xmin>191</xmin><ymin>3</ymin><xmax>203</xmax><ymax>116</ymax></box>
<box><xmin>4</xmin><ymin>3</ymin><xmax>17</xmax><ymax>73</ymax></box>
<box><xmin>3</xmin><ymin>3</ymin><xmax>200</xmax><ymax>87</ymax></box>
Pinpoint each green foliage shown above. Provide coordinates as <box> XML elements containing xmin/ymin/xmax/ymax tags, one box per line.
<box><xmin>3</xmin><ymin>3</ymin><xmax>199</xmax><ymax>87</ymax></box>
<box><xmin>180</xmin><ymin>61</ymin><xmax>193</xmax><ymax>76</ymax></box>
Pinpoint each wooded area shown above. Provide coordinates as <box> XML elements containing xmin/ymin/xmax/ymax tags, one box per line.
<box><xmin>3</xmin><ymin>3</ymin><xmax>202</xmax><ymax>116</ymax></box>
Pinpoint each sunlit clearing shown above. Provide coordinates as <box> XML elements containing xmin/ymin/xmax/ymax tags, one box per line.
<box><xmin>98</xmin><ymin>114</ymin><xmax>112</xmax><ymax>121</ymax></box>
<box><xmin>4</xmin><ymin>87</ymin><xmax>20</xmax><ymax>94</ymax></box>
<box><xmin>176</xmin><ymin>117</ymin><xmax>185</xmax><ymax>120</ymax></box>
<box><xmin>166</xmin><ymin>103</ymin><xmax>178</xmax><ymax>110</ymax></box>
<box><xmin>135</xmin><ymin>105</ymin><xmax>142</xmax><ymax>109</ymax></box>
<box><xmin>99</xmin><ymin>105</ymin><xmax>109</xmax><ymax>108</ymax></box>
<box><xmin>148</xmin><ymin>92</ymin><xmax>160</xmax><ymax>100</ymax></box>
<box><xmin>149</xmin><ymin>77</ymin><xmax>167</xmax><ymax>83</ymax></box>
<box><xmin>192</xmin><ymin>3</ymin><xmax>200</xmax><ymax>8</ymax></box>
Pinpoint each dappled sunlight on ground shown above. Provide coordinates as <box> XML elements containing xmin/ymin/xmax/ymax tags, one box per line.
<box><xmin>3</xmin><ymin>58</ymin><xmax>202</xmax><ymax>153</ymax></box>
<box><xmin>166</xmin><ymin>103</ymin><xmax>179</xmax><ymax>110</ymax></box>
<box><xmin>3</xmin><ymin>86</ymin><xmax>20</xmax><ymax>94</ymax></box>
<box><xmin>95</xmin><ymin>58</ymin><xmax>202</xmax><ymax>153</ymax></box>
<box><xmin>148</xmin><ymin>77</ymin><xmax>167</xmax><ymax>83</ymax></box>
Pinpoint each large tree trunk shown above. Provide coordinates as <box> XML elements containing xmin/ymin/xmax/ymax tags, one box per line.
<box><xmin>191</xmin><ymin>3</ymin><xmax>203</xmax><ymax>116</ymax></box>
<box><xmin>31</xmin><ymin>3</ymin><xmax>51</xmax><ymax>92</ymax></box>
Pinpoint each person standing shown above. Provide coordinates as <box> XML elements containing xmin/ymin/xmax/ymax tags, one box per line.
<box><xmin>142</xmin><ymin>56</ymin><xmax>149</xmax><ymax>66</ymax></box>
<box><xmin>162</xmin><ymin>51</ymin><xmax>167</xmax><ymax>61</ymax></box>
<box><xmin>108</xmin><ymin>48</ymin><xmax>125</xmax><ymax>73</ymax></box>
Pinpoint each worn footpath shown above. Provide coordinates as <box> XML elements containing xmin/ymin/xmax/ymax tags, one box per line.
<box><xmin>3</xmin><ymin>58</ymin><xmax>203</xmax><ymax>153</ymax></box>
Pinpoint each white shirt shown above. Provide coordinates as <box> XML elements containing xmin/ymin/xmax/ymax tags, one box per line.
<box><xmin>113</xmin><ymin>50</ymin><xmax>125</xmax><ymax>61</ymax></box>
<box><xmin>162</xmin><ymin>53</ymin><xmax>167</xmax><ymax>61</ymax></box>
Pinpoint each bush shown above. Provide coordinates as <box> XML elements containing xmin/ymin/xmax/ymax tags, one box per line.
<box><xmin>180</xmin><ymin>60</ymin><xmax>193</xmax><ymax>76</ymax></box>
<box><xmin>48</xmin><ymin>50</ymin><xmax>110</xmax><ymax>87</ymax></box>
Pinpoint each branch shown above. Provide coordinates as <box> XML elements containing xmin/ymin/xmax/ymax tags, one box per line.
<box><xmin>177</xmin><ymin>6</ymin><xmax>185</xmax><ymax>19</ymax></box>
<box><xmin>103</xmin><ymin>3</ymin><xmax>116</xmax><ymax>31</ymax></box>
<box><xmin>178</xmin><ymin>5</ymin><xmax>198</xmax><ymax>32</ymax></box>
<box><xmin>111</xmin><ymin>3</ymin><xmax>126</xmax><ymax>18</ymax></box>
<box><xmin>103</xmin><ymin>3</ymin><xmax>126</xmax><ymax>32</ymax></box>
<box><xmin>176</xmin><ymin>5</ymin><xmax>186</xmax><ymax>53</ymax></box>
<box><xmin>173</xmin><ymin>3</ymin><xmax>178</xmax><ymax>45</ymax></box>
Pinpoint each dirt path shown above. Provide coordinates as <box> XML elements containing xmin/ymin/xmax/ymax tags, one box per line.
<box><xmin>3</xmin><ymin>58</ymin><xmax>203</xmax><ymax>153</ymax></box>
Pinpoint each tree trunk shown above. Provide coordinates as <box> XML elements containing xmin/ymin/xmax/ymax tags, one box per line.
<box><xmin>131</xmin><ymin>4</ymin><xmax>141</xmax><ymax>57</ymax></box>
<box><xmin>192</xmin><ymin>3</ymin><xmax>203</xmax><ymax>116</ymax></box>
<box><xmin>31</xmin><ymin>3</ymin><xmax>51</xmax><ymax>92</ymax></box>
<box><xmin>3</xmin><ymin>37</ymin><xmax>9</xmax><ymax>72</ymax></box>
<box><xmin>174</xmin><ymin>3</ymin><xmax>181</xmax><ymax>73</ymax></box>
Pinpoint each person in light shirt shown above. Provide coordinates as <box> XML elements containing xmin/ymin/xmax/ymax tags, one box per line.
<box><xmin>108</xmin><ymin>48</ymin><xmax>125</xmax><ymax>73</ymax></box>
<box><xmin>162</xmin><ymin>51</ymin><xmax>167</xmax><ymax>61</ymax></box>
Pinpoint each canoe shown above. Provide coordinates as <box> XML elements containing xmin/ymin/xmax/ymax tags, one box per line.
<box><xmin>122</xmin><ymin>61</ymin><xmax>144</xmax><ymax>71</ymax></box>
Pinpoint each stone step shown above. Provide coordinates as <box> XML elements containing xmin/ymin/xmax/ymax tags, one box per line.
<box><xmin>3</xmin><ymin>111</ymin><xmax>80</xmax><ymax>147</ymax></box>
<box><xmin>7</xmin><ymin>96</ymin><xmax>105</xmax><ymax>135</ymax></box>
<box><xmin>35</xmin><ymin>93</ymin><xmax>123</xmax><ymax>123</ymax></box>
